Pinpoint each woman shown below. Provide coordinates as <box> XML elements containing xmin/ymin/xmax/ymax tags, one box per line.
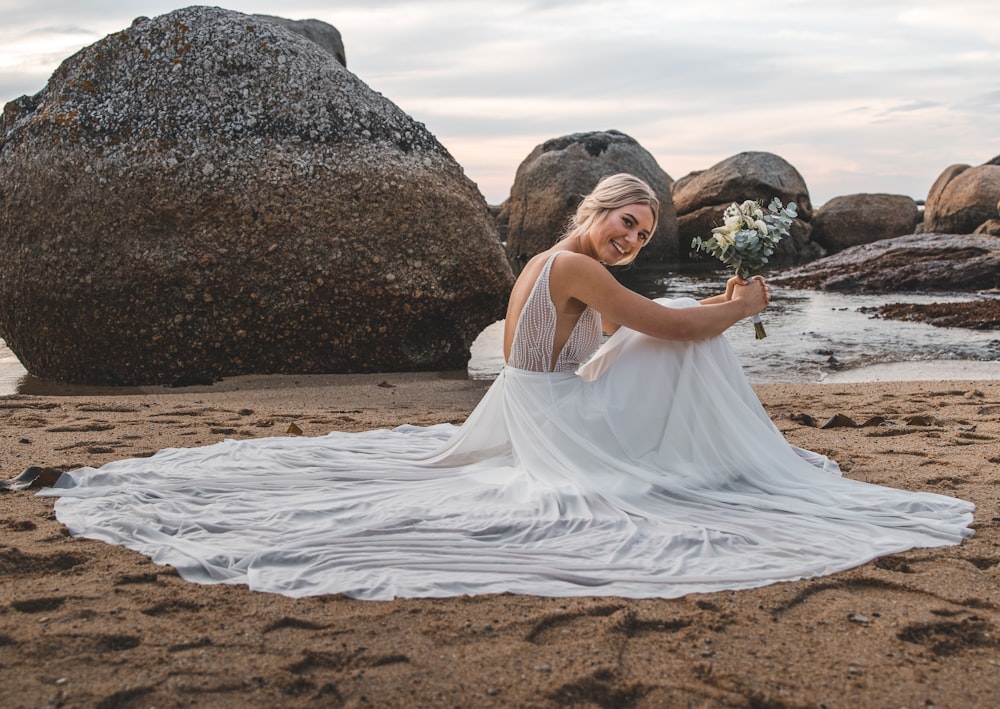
<box><xmin>43</xmin><ymin>175</ymin><xmax>973</xmax><ymax>600</ymax></box>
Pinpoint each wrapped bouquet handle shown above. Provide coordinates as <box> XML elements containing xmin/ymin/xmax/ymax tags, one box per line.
<box><xmin>691</xmin><ymin>198</ymin><xmax>796</xmax><ymax>339</ymax></box>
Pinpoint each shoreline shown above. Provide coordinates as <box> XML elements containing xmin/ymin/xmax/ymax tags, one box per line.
<box><xmin>2</xmin><ymin>357</ymin><xmax>999</xmax><ymax>399</ymax></box>
<box><xmin>2</xmin><ymin>377</ymin><xmax>999</xmax><ymax>706</ymax></box>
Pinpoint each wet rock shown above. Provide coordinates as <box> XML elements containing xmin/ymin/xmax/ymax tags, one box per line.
<box><xmin>499</xmin><ymin>130</ymin><xmax>679</xmax><ymax>269</ymax></box>
<box><xmin>774</xmin><ymin>233</ymin><xmax>1000</xmax><ymax>292</ymax></box>
<box><xmin>872</xmin><ymin>301</ymin><xmax>1000</xmax><ymax>330</ymax></box>
<box><xmin>0</xmin><ymin>7</ymin><xmax>513</xmax><ymax>386</ymax></box>
<box><xmin>923</xmin><ymin>163</ymin><xmax>1000</xmax><ymax>234</ymax></box>
<box><xmin>673</xmin><ymin>151</ymin><xmax>819</xmax><ymax>267</ymax></box>
<box><xmin>811</xmin><ymin>194</ymin><xmax>920</xmax><ymax>254</ymax></box>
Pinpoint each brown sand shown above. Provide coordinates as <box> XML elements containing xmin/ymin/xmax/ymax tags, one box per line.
<box><xmin>2</xmin><ymin>374</ymin><xmax>999</xmax><ymax>708</ymax></box>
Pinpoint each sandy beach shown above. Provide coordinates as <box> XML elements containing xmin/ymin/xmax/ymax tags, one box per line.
<box><xmin>2</xmin><ymin>374</ymin><xmax>999</xmax><ymax>707</ymax></box>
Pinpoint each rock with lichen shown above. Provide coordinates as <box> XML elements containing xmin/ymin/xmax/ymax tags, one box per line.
<box><xmin>253</xmin><ymin>14</ymin><xmax>346</xmax><ymax>66</ymax></box>
<box><xmin>0</xmin><ymin>6</ymin><xmax>512</xmax><ymax>386</ymax></box>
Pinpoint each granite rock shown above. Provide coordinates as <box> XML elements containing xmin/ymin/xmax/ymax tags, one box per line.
<box><xmin>0</xmin><ymin>6</ymin><xmax>512</xmax><ymax>386</ymax></box>
<box><xmin>499</xmin><ymin>130</ymin><xmax>679</xmax><ymax>269</ymax></box>
<box><xmin>923</xmin><ymin>163</ymin><xmax>1000</xmax><ymax>234</ymax></box>
<box><xmin>773</xmin><ymin>233</ymin><xmax>1000</xmax><ymax>292</ymax></box>
<box><xmin>811</xmin><ymin>193</ymin><xmax>920</xmax><ymax>254</ymax></box>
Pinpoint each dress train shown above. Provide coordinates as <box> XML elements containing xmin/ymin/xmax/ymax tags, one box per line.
<box><xmin>42</xmin><ymin>298</ymin><xmax>974</xmax><ymax>599</ymax></box>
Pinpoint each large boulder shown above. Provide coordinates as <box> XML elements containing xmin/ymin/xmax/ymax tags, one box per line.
<box><xmin>672</xmin><ymin>151</ymin><xmax>813</xmax><ymax>220</ymax></box>
<box><xmin>672</xmin><ymin>151</ymin><xmax>819</xmax><ymax>268</ymax></box>
<box><xmin>0</xmin><ymin>6</ymin><xmax>513</xmax><ymax>386</ymax></box>
<box><xmin>773</xmin><ymin>233</ymin><xmax>1000</xmax><ymax>292</ymax></box>
<box><xmin>811</xmin><ymin>193</ymin><xmax>920</xmax><ymax>253</ymax></box>
<box><xmin>499</xmin><ymin>130</ymin><xmax>679</xmax><ymax>269</ymax></box>
<box><xmin>923</xmin><ymin>163</ymin><xmax>1000</xmax><ymax>234</ymax></box>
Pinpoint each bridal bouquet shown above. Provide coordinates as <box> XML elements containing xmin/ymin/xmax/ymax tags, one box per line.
<box><xmin>690</xmin><ymin>197</ymin><xmax>797</xmax><ymax>339</ymax></box>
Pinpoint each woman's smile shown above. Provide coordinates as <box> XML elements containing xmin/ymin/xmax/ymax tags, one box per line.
<box><xmin>595</xmin><ymin>204</ymin><xmax>654</xmax><ymax>265</ymax></box>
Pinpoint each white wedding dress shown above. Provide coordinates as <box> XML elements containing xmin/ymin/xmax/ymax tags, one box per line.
<box><xmin>42</xmin><ymin>253</ymin><xmax>974</xmax><ymax>599</ymax></box>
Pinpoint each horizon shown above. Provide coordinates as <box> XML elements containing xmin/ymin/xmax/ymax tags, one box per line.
<box><xmin>1</xmin><ymin>1</ymin><xmax>998</xmax><ymax>206</ymax></box>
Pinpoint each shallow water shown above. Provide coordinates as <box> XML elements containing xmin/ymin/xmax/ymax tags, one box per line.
<box><xmin>469</xmin><ymin>274</ymin><xmax>1000</xmax><ymax>384</ymax></box>
<box><xmin>2</xmin><ymin>276</ymin><xmax>998</xmax><ymax>395</ymax></box>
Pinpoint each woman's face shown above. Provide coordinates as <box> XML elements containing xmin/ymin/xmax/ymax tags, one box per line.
<box><xmin>588</xmin><ymin>203</ymin><xmax>655</xmax><ymax>266</ymax></box>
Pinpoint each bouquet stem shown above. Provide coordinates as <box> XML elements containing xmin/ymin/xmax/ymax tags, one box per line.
<box><xmin>751</xmin><ymin>314</ymin><xmax>767</xmax><ymax>340</ymax></box>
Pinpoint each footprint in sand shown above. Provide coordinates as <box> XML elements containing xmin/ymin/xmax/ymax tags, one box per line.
<box><xmin>897</xmin><ymin>617</ymin><xmax>999</xmax><ymax>656</ymax></box>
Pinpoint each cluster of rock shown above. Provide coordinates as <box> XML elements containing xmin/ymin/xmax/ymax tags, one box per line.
<box><xmin>1</xmin><ymin>6</ymin><xmax>996</xmax><ymax>386</ymax></box>
<box><xmin>0</xmin><ymin>6</ymin><xmax>512</xmax><ymax>386</ymax></box>
<box><xmin>921</xmin><ymin>158</ymin><xmax>1000</xmax><ymax>236</ymax></box>
<box><xmin>777</xmin><ymin>157</ymin><xmax>1000</xmax><ymax>294</ymax></box>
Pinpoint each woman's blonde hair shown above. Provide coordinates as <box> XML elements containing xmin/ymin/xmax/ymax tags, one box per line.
<box><xmin>562</xmin><ymin>173</ymin><xmax>659</xmax><ymax>264</ymax></box>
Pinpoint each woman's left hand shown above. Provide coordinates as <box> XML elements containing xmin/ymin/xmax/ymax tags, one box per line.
<box><xmin>751</xmin><ymin>276</ymin><xmax>772</xmax><ymax>307</ymax></box>
<box><xmin>724</xmin><ymin>275</ymin><xmax>770</xmax><ymax>306</ymax></box>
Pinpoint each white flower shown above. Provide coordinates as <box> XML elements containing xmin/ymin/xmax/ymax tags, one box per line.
<box><xmin>723</xmin><ymin>213</ymin><xmax>742</xmax><ymax>231</ymax></box>
<box><xmin>740</xmin><ymin>200</ymin><xmax>762</xmax><ymax>219</ymax></box>
<box><xmin>714</xmin><ymin>229</ymin><xmax>735</xmax><ymax>248</ymax></box>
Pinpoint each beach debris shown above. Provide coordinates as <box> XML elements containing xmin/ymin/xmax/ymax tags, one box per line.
<box><xmin>0</xmin><ymin>466</ymin><xmax>66</xmax><ymax>492</ymax></box>
<box><xmin>859</xmin><ymin>416</ymin><xmax>888</xmax><ymax>427</ymax></box>
<box><xmin>790</xmin><ymin>413</ymin><xmax>818</xmax><ymax>426</ymax></box>
<box><xmin>904</xmin><ymin>415</ymin><xmax>941</xmax><ymax>426</ymax></box>
<box><xmin>820</xmin><ymin>414</ymin><xmax>858</xmax><ymax>429</ymax></box>
<box><xmin>377</xmin><ymin>381</ymin><xmax>396</xmax><ymax>388</ymax></box>
<box><xmin>255</xmin><ymin>419</ymin><xmax>275</xmax><ymax>428</ymax></box>
<box><xmin>286</xmin><ymin>423</ymin><xmax>303</xmax><ymax>436</ymax></box>
<box><xmin>848</xmin><ymin>613</ymin><xmax>871</xmax><ymax>625</ymax></box>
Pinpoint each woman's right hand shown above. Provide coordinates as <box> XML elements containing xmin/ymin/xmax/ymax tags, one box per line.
<box><xmin>730</xmin><ymin>277</ymin><xmax>768</xmax><ymax>316</ymax></box>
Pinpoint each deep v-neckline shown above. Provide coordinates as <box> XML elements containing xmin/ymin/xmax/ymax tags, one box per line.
<box><xmin>508</xmin><ymin>252</ymin><xmax>600</xmax><ymax>373</ymax></box>
<box><xmin>543</xmin><ymin>264</ymin><xmax>585</xmax><ymax>372</ymax></box>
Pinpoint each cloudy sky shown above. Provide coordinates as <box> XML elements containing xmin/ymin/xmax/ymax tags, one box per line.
<box><xmin>1</xmin><ymin>0</ymin><xmax>998</xmax><ymax>205</ymax></box>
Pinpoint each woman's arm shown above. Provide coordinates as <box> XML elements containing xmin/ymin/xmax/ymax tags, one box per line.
<box><xmin>553</xmin><ymin>255</ymin><xmax>766</xmax><ymax>341</ymax></box>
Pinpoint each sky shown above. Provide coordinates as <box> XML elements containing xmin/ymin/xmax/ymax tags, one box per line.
<box><xmin>1</xmin><ymin>0</ymin><xmax>998</xmax><ymax>206</ymax></box>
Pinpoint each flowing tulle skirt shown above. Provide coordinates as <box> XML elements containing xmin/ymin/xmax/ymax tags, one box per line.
<box><xmin>42</xmin><ymin>298</ymin><xmax>974</xmax><ymax>599</ymax></box>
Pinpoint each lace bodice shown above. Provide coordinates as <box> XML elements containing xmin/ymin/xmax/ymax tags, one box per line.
<box><xmin>507</xmin><ymin>252</ymin><xmax>602</xmax><ymax>373</ymax></box>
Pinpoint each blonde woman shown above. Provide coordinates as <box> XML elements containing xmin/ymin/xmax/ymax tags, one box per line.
<box><xmin>43</xmin><ymin>174</ymin><xmax>973</xmax><ymax>600</ymax></box>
